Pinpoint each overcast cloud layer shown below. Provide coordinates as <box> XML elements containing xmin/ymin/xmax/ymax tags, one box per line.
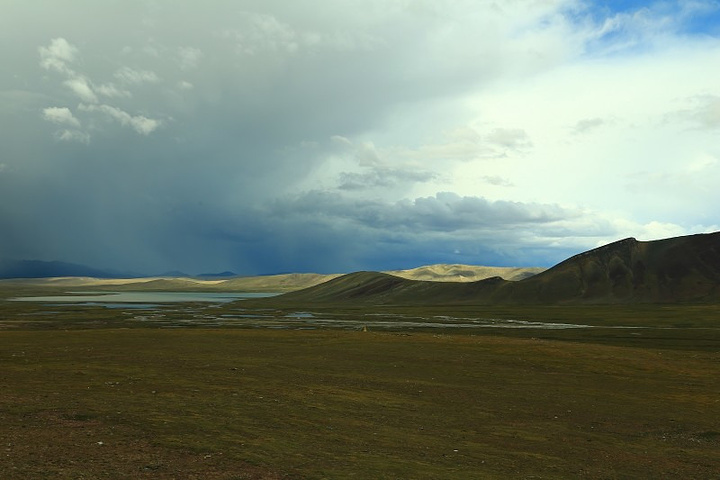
<box><xmin>1</xmin><ymin>1</ymin><xmax>719</xmax><ymax>275</ymax></box>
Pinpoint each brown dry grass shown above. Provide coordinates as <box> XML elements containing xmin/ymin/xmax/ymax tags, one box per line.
<box><xmin>1</xmin><ymin>323</ymin><xmax>719</xmax><ymax>479</ymax></box>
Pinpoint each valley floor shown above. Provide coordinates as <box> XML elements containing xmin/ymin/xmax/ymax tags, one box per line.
<box><xmin>1</xmin><ymin>301</ymin><xmax>719</xmax><ymax>479</ymax></box>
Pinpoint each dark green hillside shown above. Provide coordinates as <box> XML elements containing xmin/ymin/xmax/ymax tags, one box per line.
<box><xmin>503</xmin><ymin>232</ymin><xmax>720</xmax><ymax>304</ymax></box>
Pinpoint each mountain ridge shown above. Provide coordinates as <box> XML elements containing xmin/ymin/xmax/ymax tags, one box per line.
<box><xmin>273</xmin><ymin>232</ymin><xmax>720</xmax><ymax>305</ymax></box>
<box><xmin>0</xmin><ymin>259</ymin><xmax>138</xmax><ymax>279</ymax></box>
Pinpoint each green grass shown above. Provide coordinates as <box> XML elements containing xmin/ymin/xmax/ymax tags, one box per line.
<box><xmin>1</xmin><ymin>314</ymin><xmax>719</xmax><ymax>478</ymax></box>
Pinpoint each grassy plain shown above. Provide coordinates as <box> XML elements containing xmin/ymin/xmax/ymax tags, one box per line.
<box><xmin>0</xmin><ymin>297</ymin><xmax>719</xmax><ymax>478</ymax></box>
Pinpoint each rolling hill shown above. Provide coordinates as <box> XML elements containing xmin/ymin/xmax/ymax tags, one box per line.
<box><xmin>387</xmin><ymin>264</ymin><xmax>544</xmax><ymax>282</ymax></box>
<box><xmin>9</xmin><ymin>273</ymin><xmax>342</xmax><ymax>293</ymax></box>
<box><xmin>3</xmin><ymin>265</ymin><xmax>542</xmax><ymax>293</ymax></box>
<box><xmin>274</xmin><ymin>232</ymin><xmax>720</xmax><ymax>305</ymax></box>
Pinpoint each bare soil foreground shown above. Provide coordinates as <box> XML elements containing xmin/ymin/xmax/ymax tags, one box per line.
<box><xmin>1</xmin><ymin>304</ymin><xmax>719</xmax><ymax>479</ymax></box>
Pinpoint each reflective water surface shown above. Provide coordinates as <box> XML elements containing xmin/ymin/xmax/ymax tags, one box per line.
<box><xmin>11</xmin><ymin>291</ymin><xmax>278</xmax><ymax>306</ymax></box>
<box><xmin>8</xmin><ymin>291</ymin><xmax>649</xmax><ymax>332</ymax></box>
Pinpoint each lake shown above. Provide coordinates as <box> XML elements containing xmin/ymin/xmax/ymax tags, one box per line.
<box><xmin>10</xmin><ymin>291</ymin><xmax>278</xmax><ymax>308</ymax></box>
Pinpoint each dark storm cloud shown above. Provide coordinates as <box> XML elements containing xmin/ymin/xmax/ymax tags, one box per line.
<box><xmin>221</xmin><ymin>191</ymin><xmax>585</xmax><ymax>272</ymax></box>
<box><xmin>4</xmin><ymin>1</ymin><xmax>530</xmax><ymax>274</ymax></box>
<box><xmin>267</xmin><ymin>191</ymin><xmax>574</xmax><ymax>232</ymax></box>
<box><xmin>3</xmin><ymin>1</ymin><xmax>714</xmax><ymax>275</ymax></box>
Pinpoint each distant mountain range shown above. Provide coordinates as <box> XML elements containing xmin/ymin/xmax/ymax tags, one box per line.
<box><xmin>0</xmin><ymin>259</ymin><xmax>137</xmax><ymax>279</ymax></box>
<box><xmin>0</xmin><ymin>260</ymin><xmax>244</xmax><ymax>281</ymax></box>
<box><xmin>275</xmin><ymin>232</ymin><xmax>720</xmax><ymax>305</ymax></box>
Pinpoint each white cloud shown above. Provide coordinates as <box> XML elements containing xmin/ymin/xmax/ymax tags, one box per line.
<box><xmin>38</xmin><ymin>38</ymin><xmax>78</xmax><ymax>73</ymax></box>
<box><xmin>222</xmin><ymin>11</ymin><xmax>382</xmax><ymax>57</ymax></box>
<box><xmin>572</xmin><ymin>117</ymin><xmax>607</xmax><ymax>134</ymax></box>
<box><xmin>485</xmin><ymin>128</ymin><xmax>533</xmax><ymax>150</ymax></box>
<box><xmin>673</xmin><ymin>95</ymin><xmax>720</xmax><ymax>130</ymax></box>
<box><xmin>391</xmin><ymin>138</ymin><xmax>499</xmax><ymax>163</ymax></box>
<box><xmin>338</xmin><ymin>126</ymin><xmax>534</xmax><ymax>173</ymax></box>
<box><xmin>96</xmin><ymin>83</ymin><xmax>131</xmax><ymax>98</ymax></box>
<box><xmin>38</xmin><ymin>39</ymin><xmax>100</xmax><ymax>104</ymax></box>
<box><xmin>114</xmin><ymin>66</ymin><xmax>161</xmax><ymax>85</ymax></box>
<box><xmin>37</xmin><ymin>38</ymin><xmax>166</xmax><ymax>139</ymax></box>
<box><xmin>597</xmin><ymin>218</ymin><xmax>719</xmax><ymax>246</ymax></box>
<box><xmin>687</xmin><ymin>153</ymin><xmax>719</xmax><ymax>173</ymax></box>
<box><xmin>177</xmin><ymin>47</ymin><xmax>203</xmax><ymax>70</ymax></box>
<box><xmin>79</xmin><ymin>104</ymin><xmax>161</xmax><ymax>135</ymax></box>
<box><xmin>42</xmin><ymin>107</ymin><xmax>89</xmax><ymax>143</ymax></box>
<box><xmin>42</xmin><ymin>107</ymin><xmax>81</xmax><ymax>128</ymax></box>
<box><xmin>482</xmin><ymin>175</ymin><xmax>514</xmax><ymax>187</ymax></box>
<box><xmin>624</xmin><ymin>152</ymin><xmax>720</xmax><ymax>203</ymax></box>
<box><xmin>55</xmin><ymin>129</ymin><xmax>90</xmax><ymax>144</ymax></box>
<box><xmin>227</xmin><ymin>12</ymin><xmax>300</xmax><ymax>55</ymax></box>
<box><xmin>63</xmin><ymin>77</ymin><xmax>98</xmax><ymax>103</ymax></box>
<box><xmin>129</xmin><ymin>116</ymin><xmax>161</xmax><ymax>135</ymax></box>
<box><xmin>331</xmin><ymin>135</ymin><xmax>353</xmax><ymax>147</ymax></box>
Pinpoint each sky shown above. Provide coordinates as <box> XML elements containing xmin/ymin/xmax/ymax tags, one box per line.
<box><xmin>1</xmin><ymin>0</ymin><xmax>719</xmax><ymax>275</ymax></box>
